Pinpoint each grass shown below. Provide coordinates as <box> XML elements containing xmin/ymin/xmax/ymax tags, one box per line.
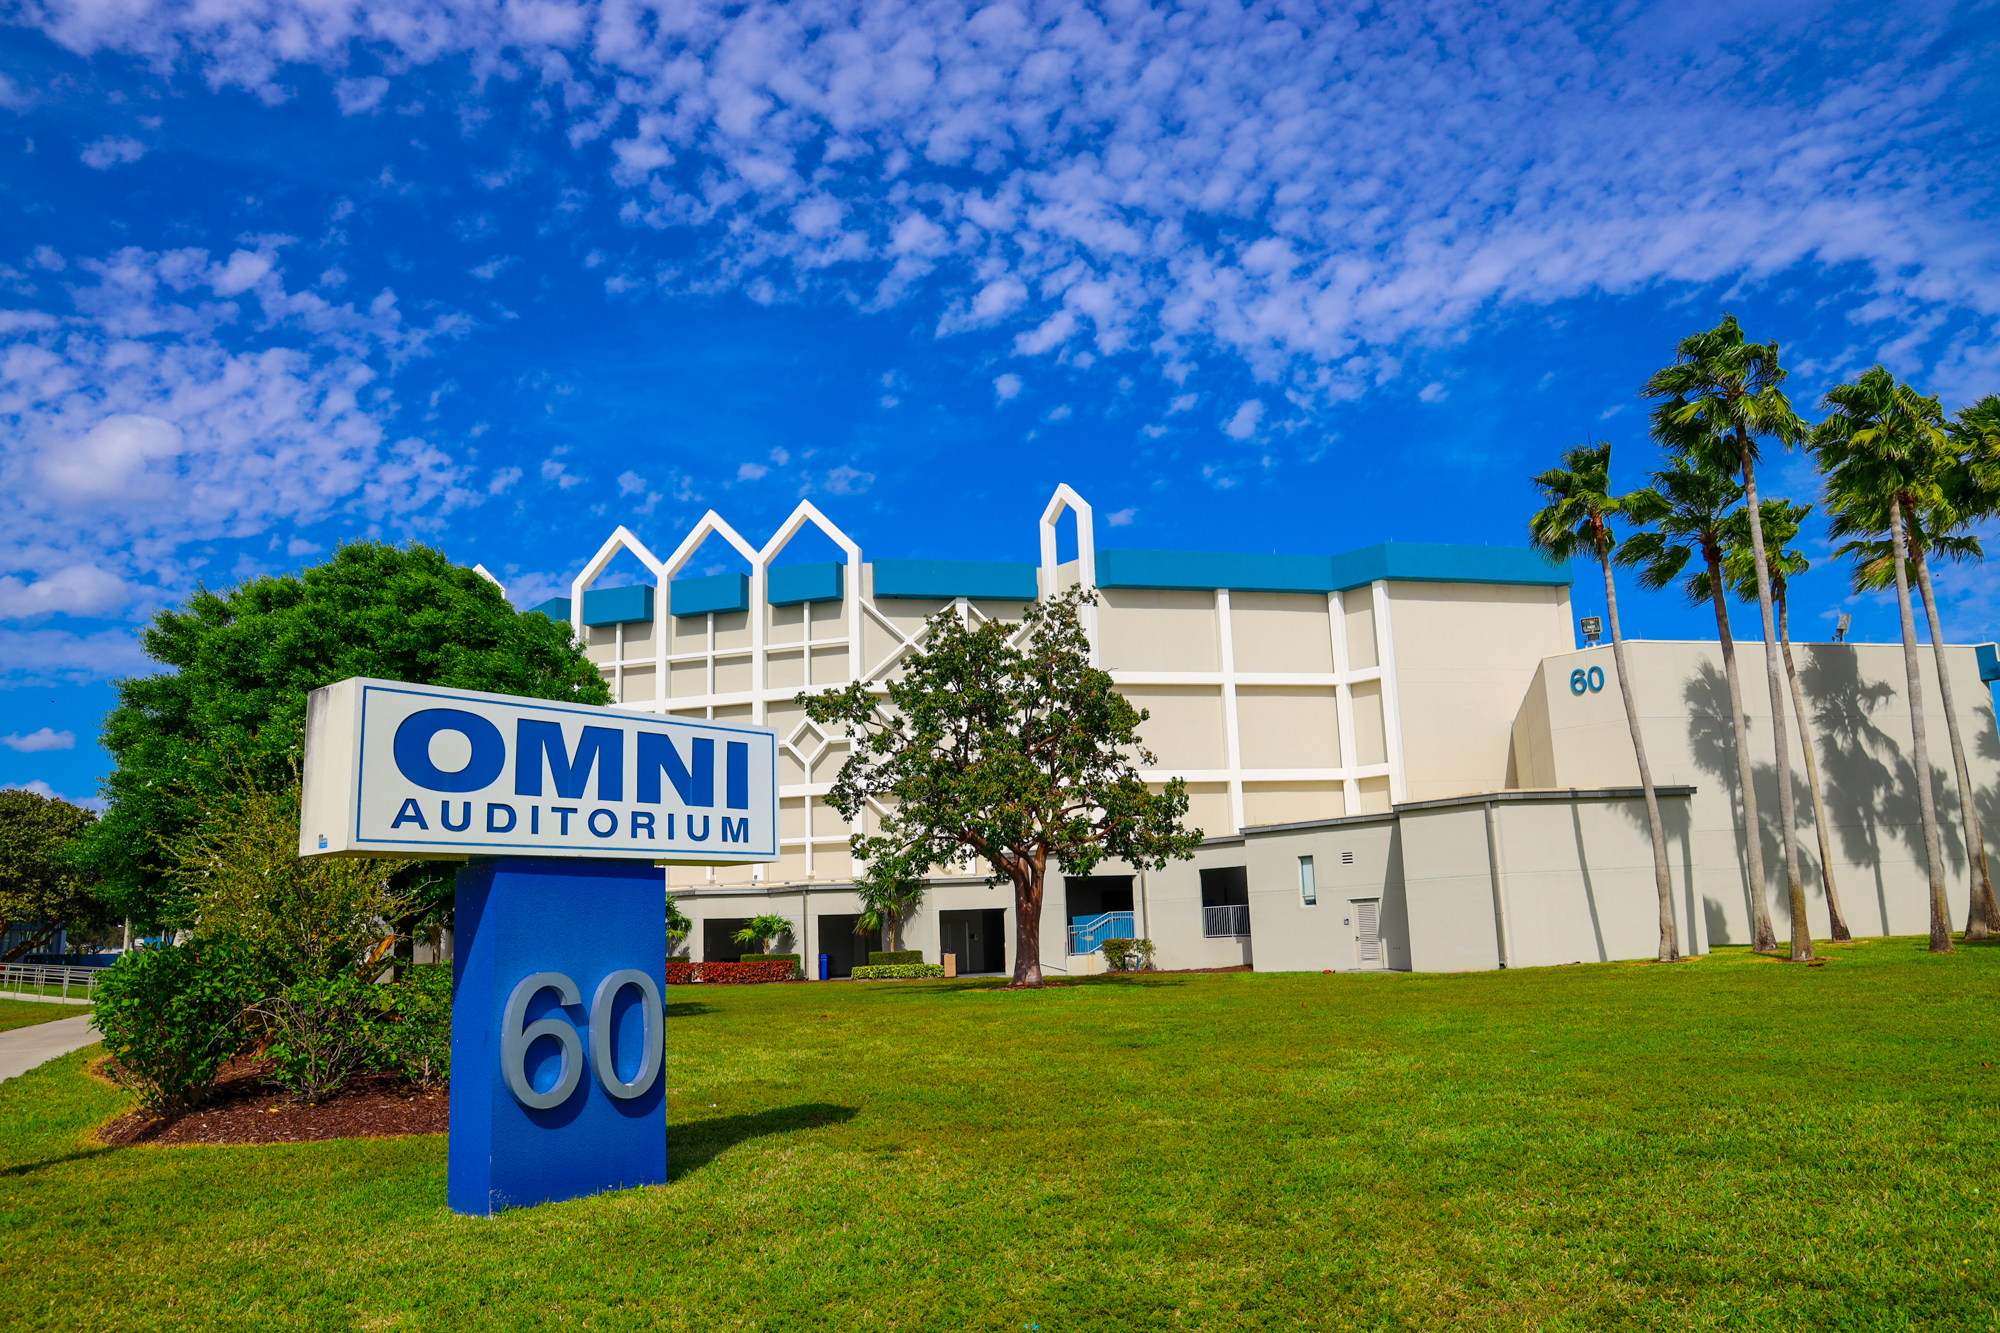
<box><xmin>1</xmin><ymin>938</ymin><xmax>1996</xmax><ymax>1331</ymax></box>
<box><xmin>0</xmin><ymin>980</ymin><xmax>101</xmax><ymax>1002</ymax></box>
<box><xmin>0</xmin><ymin>997</ymin><xmax>91</xmax><ymax>1033</ymax></box>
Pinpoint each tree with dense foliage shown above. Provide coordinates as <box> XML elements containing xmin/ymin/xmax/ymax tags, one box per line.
<box><xmin>1529</xmin><ymin>441</ymin><xmax>1679</xmax><ymax>963</ymax></box>
<box><xmin>1717</xmin><ymin>499</ymin><xmax>1853</xmax><ymax>942</ymax></box>
<box><xmin>0</xmin><ymin>789</ymin><xmax>107</xmax><ymax>961</ymax></box>
<box><xmin>1644</xmin><ymin>315</ymin><xmax>1814</xmax><ymax>961</ymax></box>
<box><xmin>77</xmin><ymin>542</ymin><xmax>608</xmax><ymax>930</ymax></box>
<box><xmin>1815</xmin><ymin>366</ymin><xmax>1957</xmax><ymax>952</ymax></box>
<box><xmin>1617</xmin><ymin>455</ymin><xmax>1777</xmax><ymax>950</ymax></box>
<box><xmin>801</xmin><ymin>588</ymin><xmax>1203</xmax><ymax>988</ymax></box>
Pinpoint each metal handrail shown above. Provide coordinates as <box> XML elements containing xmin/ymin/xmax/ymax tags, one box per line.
<box><xmin>1202</xmin><ymin>904</ymin><xmax>1251</xmax><ymax>938</ymax></box>
<box><xmin>0</xmin><ymin>961</ymin><xmax>105</xmax><ymax>1000</ymax></box>
<box><xmin>1068</xmin><ymin>911</ymin><xmax>1136</xmax><ymax>955</ymax></box>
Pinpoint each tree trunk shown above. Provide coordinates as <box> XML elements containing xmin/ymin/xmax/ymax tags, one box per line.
<box><xmin>1603</xmin><ymin>556</ymin><xmax>1679</xmax><ymax>962</ymax></box>
<box><xmin>1889</xmin><ymin>497</ymin><xmax>1953</xmax><ymax>952</ymax></box>
<box><xmin>1911</xmin><ymin>549</ymin><xmax>2000</xmax><ymax>940</ymax></box>
<box><xmin>1708</xmin><ymin>550</ymin><xmax>1776</xmax><ymax>952</ymax></box>
<box><xmin>1777</xmin><ymin>592</ymin><xmax>1851</xmax><ymax>942</ymax></box>
<box><xmin>1740</xmin><ymin>446</ymin><xmax>1814</xmax><ymax>961</ymax></box>
<box><xmin>0</xmin><ymin>921</ymin><xmax>62</xmax><ymax>963</ymax></box>
<box><xmin>1009</xmin><ymin>854</ymin><xmax>1046</xmax><ymax>988</ymax></box>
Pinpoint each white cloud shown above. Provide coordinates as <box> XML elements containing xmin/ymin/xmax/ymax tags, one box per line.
<box><xmin>489</xmin><ymin>466</ymin><xmax>523</xmax><ymax>494</ymax></box>
<box><xmin>2</xmin><ymin>727</ymin><xmax>75</xmax><ymax>752</ymax></box>
<box><xmin>80</xmin><ymin>136</ymin><xmax>145</xmax><ymax>169</ymax></box>
<box><xmin>0</xmin><ymin>565</ymin><xmax>131</xmax><ymax>619</ymax></box>
<box><xmin>0</xmin><ymin>243</ymin><xmax>477</xmax><ymax>685</ymax></box>
<box><xmin>993</xmin><ymin>373</ymin><xmax>1022</xmax><ymax>402</ymax></box>
<box><xmin>617</xmin><ymin>470</ymin><xmax>648</xmax><ymax>496</ymax></box>
<box><xmin>1418</xmin><ymin>382</ymin><xmax>1447</xmax><ymax>404</ymax></box>
<box><xmin>768</xmin><ymin>447</ymin><xmax>789</xmax><ymax>466</ymax></box>
<box><xmin>334</xmin><ymin>76</ymin><xmax>389</xmax><ymax>115</ymax></box>
<box><xmin>17</xmin><ymin>2</ymin><xmax>2000</xmax><ymax>404</ymax></box>
<box><xmin>1224</xmin><ymin>400</ymin><xmax>1265</xmax><ymax>440</ymax></box>
<box><xmin>736</xmin><ymin>462</ymin><xmax>768</xmax><ymax>481</ymax></box>
<box><xmin>541</xmin><ymin>458</ymin><xmax>583</xmax><ymax>489</ymax></box>
<box><xmin>0</xmin><ymin>626</ymin><xmax>151</xmax><ymax>687</ymax></box>
<box><xmin>286</xmin><ymin>537</ymin><xmax>321</xmax><ymax>557</ymax></box>
<box><xmin>822</xmin><ymin>465</ymin><xmax>874</xmax><ymax>496</ymax></box>
<box><xmin>1106</xmin><ymin>507</ymin><xmax>1137</xmax><ymax>528</ymax></box>
<box><xmin>0</xmin><ymin>778</ymin><xmax>107</xmax><ymax>811</ymax></box>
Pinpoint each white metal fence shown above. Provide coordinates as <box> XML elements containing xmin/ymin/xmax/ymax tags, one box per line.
<box><xmin>0</xmin><ymin>962</ymin><xmax>104</xmax><ymax>1000</ymax></box>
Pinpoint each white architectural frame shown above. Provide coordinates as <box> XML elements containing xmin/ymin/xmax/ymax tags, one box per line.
<box><xmin>565</xmin><ymin>484</ymin><xmax>1411</xmax><ymax>880</ymax></box>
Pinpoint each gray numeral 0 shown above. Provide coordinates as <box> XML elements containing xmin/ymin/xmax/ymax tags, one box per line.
<box><xmin>590</xmin><ymin>969</ymin><xmax>664</xmax><ymax>1100</ymax></box>
<box><xmin>501</xmin><ymin>972</ymin><xmax>585</xmax><ymax>1110</ymax></box>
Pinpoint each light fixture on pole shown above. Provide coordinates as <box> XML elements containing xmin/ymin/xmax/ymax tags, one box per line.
<box><xmin>1579</xmin><ymin>616</ymin><xmax>1602</xmax><ymax>647</ymax></box>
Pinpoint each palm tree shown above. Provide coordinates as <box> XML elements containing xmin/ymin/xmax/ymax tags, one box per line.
<box><xmin>1827</xmin><ymin>457</ymin><xmax>1998</xmax><ymax>942</ymax></box>
<box><xmin>732</xmin><ymin>913</ymin><xmax>794</xmax><ymax>956</ymax></box>
<box><xmin>1948</xmin><ymin>394</ymin><xmax>2000</xmax><ymax>939</ymax></box>
<box><xmin>1717</xmin><ymin>498</ymin><xmax>1853</xmax><ymax>942</ymax></box>
<box><xmin>1530</xmin><ymin>440</ymin><xmax>1679</xmax><ymax>962</ymax></box>
<box><xmin>1643</xmin><ymin>315</ymin><xmax>1814</xmax><ymax>962</ymax></box>
<box><xmin>1617</xmin><ymin>456</ymin><xmax>1778</xmax><ymax>950</ymax></box>
<box><xmin>1815</xmin><ymin>365</ymin><xmax>1954</xmax><ymax>952</ymax></box>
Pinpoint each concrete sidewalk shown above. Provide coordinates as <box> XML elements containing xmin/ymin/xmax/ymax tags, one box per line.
<box><xmin>0</xmin><ymin>1014</ymin><xmax>99</xmax><ymax>1083</ymax></box>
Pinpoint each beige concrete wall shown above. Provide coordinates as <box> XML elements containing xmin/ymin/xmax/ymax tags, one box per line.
<box><xmin>1388</xmin><ymin>581</ymin><xmax>1575</xmax><ymax>801</ymax></box>
<box><xmin>1513</xmin><ymin>640</ymin><xmax>2000</xmax><ymax>945</ymax></box>
<box><xmin>1243</xmin><ymin>816</ymin><xmax>1406</xmax><ymax>972</ymax></box>
<box><xmin>1398</xmin><ymin>791</ymin><xmax>1698</xmax><ymax>971</ymax></box>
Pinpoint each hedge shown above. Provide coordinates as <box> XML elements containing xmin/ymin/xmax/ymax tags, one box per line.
<box><xmin>664</xmin><ymin>960</ymin><xmax>799</xmax><ymax>985</ymax></box>
<box><xmin>868</xmin><ymin>950</ymin><xmax>925</xmax><ymax>966</ymax></box>
<box><xmin>851</xmin><ymin>963</ymin><xmax>946</xmax><ymax>980</ymax></box>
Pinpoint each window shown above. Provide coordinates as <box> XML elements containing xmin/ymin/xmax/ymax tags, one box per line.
<box><xmin>1298</xmin><ymin>855</ymin><xmax>1317</xmax><ymax>906</ymax></box>
<box><xmin>1199</xmin><ymin>866</ymin><xmax>1251</xmax><ymax>938</ymax></box>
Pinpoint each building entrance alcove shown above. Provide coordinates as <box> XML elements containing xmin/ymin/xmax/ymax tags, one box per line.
<box><xmin>1064</xmin><ymin>875</ymin><xmax>1135</xmax><ymax>954</ymax></box>
<box><xmin>703</xmin><ymin>918</ymin><xmax>753</xmax><ymax>963</ymax></box>
<box><xmin>938</xmin><ymin>908</ymin><xmax>1007</xmax><ymax>974</ymax></box>
<box><xmin>817</xmin><ymin>914</ymin><xmax>882</xmax><ymax>978</ymax></box>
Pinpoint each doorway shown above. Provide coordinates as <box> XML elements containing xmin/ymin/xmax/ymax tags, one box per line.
<box><xmin>938</xmin><ymin>908</ymin><xmax>1007</xmax><ymax>974</ymax></box>
<box><xmin>817</xmin><ymin>914</ymin><xmax>882</xmax><ymax>979</ymax></box>
<box><xmin>703</xmin><ymin>918</ymin><xmax>752</xmax><ymax>963</ymax></box>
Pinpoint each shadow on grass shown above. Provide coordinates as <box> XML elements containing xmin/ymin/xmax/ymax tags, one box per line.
<box><xmin>664</xmin><ymin>1001</ymin><xmax>715</xmax><ymax>1018</ymax></box>
<box><xmin>668</xmin><ymin>1103</ymin><xmax>857</xmax><ymax>1181</ymax></box>
<box><xmin>2</xmin><ymin>1145</ymin><xmax>118</xmax><ymax>1178</ymax></box>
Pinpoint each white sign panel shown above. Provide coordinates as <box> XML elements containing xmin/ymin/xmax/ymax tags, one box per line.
<box><xmin>300</xmin><ymin>677</ymin><xmax>778</xmax><ymax>863</ymax></box>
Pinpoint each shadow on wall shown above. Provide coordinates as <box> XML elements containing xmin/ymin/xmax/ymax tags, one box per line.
<box><xmin>1605</xmin><ymin>787</ymin><xmax>1697</xmax><ymax>953</ymax></box>
<box><xmin>1801</xmin><ymin>647</ymin><xmax>1968</xmax><ymax>933</ymax></box>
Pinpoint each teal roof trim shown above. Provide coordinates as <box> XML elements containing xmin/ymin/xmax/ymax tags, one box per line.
<box><xmin>1095</xmin><ymin>543</ymin><xmax>1570</xmax><ymax>593</ymax></box>
<box><xmin>669</xmin><ymin>572</ymin><xmax>749</xmax><ymax>617</ymax></box>
<box><xmin>527</xmin><ymin>585</ymin><xmax>656</xmax><ymax>626</ymax></box>
<box><xmin>768</xmin><ymin>561</ymin><xmax>844</xmax><ymax>606</ymax></box>
<box><xmin>873</xmin><ymin>559</ymin><xmax>1038</xmax><ymax>601</ymax></box>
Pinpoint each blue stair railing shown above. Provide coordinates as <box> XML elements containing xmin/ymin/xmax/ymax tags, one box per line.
<box><xmin>1068</xmin><ymin>911</ymin><xmax>1136</xmax><ymax>955</ymax></box>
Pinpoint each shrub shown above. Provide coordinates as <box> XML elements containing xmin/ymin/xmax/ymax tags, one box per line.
<box><xmin>93</xmin><ymin>938</ymin><xmax>265</xmax><ymax>1114</ymax></box>
<box><xmin>851</xmin><ymin>963</ymin><xmax>945</xmax><ymax>980</ymax></box>
<box><xmin>1101</xmin><ymin>938</ymin><xmax>1156</xmax><ymax>972</ymax></box>
<box><xmin>703</xmin><ymin>960</ymin><xmax>800</xmax><ymax>984</ymax></box>
<box><xmin>663</xmin><ymin>960</ymin><xmax>798</xmax><ymax>985</ymax></box>
<box><xmin>257</xmin><ymin>974</ymin><xmax>390</xmax><ymax>1103</ymax></box>
<box><xmin>375</xmin><ymin>963</ymin><xmax>451</xmax><ymax>1090</ymax></box>
<box><xmin>868</xmin><ymin>950</ymin><xmax>924</xmax><ymax>966</ymax></box>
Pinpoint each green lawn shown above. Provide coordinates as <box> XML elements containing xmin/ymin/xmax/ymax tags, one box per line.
<box><xmin>0</xmin><ymin>996</ymin><xmax>90</xmax><ymax>1033</ymax></box>
<box><xmin>2</xmin><ymin>939</ymin><xmax>1996</xmax><ymax>1331</ymax></box>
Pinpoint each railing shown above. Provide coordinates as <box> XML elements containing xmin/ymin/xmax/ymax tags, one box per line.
<box><xmin>1069</xmin><ymin>911</ymin><xmax>1136</xmax><ymax>955</ymax></box>
<box><xmin>1202</xmin><ymin>904</ymin><xmax>1251</xmax><ymax>938</ymax></box>
<box><xmin>0</xmin><ymin>962</ymin><xmax>105</xmax><ymax>1001</ymax></box>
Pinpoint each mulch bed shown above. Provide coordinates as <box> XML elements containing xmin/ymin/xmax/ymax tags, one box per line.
<box><xmin>93</xmin><ymin>1056</ymin><xmax>447</xmax><ymax>1148</ymax></box>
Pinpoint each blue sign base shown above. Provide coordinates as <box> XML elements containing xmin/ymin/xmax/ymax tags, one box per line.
<box><xmin>448</xmin><ymin>856</ymin><xmax>667</xmax><ymax>1216</ymax></box>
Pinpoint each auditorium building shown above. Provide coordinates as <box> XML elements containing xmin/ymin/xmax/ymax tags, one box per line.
<box><xmin>527</xmin><ymin>486</ymin><xmax>2000</xmax><ymax>975</ymax></box>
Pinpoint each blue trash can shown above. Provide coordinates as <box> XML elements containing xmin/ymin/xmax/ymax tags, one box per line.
<box><xmin>818</xmin><ymin>953</ymin><xmax>830</xmax><ymax>981</ymax></box>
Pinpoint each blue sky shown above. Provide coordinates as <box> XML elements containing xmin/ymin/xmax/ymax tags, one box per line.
<box><xmin>4</xmin><ymin>0</ymin><xmax>2000</xmax><ymax>807</ymax></box>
